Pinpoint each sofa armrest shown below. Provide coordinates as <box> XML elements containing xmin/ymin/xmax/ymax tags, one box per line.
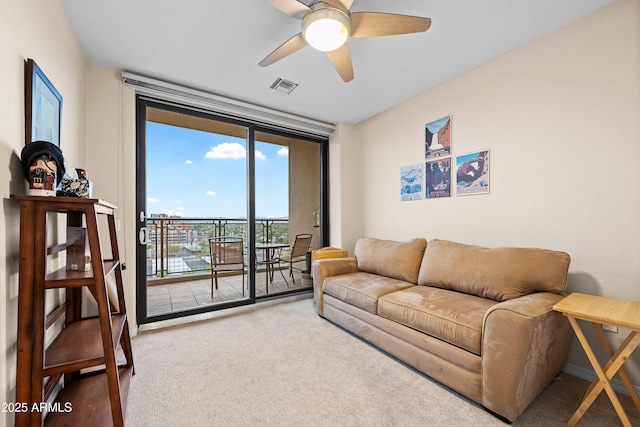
<box><xmin>481</xmin><ymin>292</ymin><xmax>573</xmax><ymax>422</ymax></box>
<box><xmin>312</xmin><ymin>258</ymin><xmax>358</xmax><ymax>316</ymax></box>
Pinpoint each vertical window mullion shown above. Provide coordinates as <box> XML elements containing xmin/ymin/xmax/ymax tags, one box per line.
<box><xmin>247</xmin><ymin>126</ymin><xmax>256</xmax><ymax>300</ymax></box>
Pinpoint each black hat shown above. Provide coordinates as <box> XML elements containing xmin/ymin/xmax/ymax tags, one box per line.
<box><xmin>20</xmin><ymin>141</ymin><xmax>66</xmax><ymax>185</ymax></box>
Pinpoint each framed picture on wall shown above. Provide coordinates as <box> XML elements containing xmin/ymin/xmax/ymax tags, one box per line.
<box><xmin>425</xmin><ymin>157</ymin><xmax>452</xmax><ymax>198</ymax></box>
<box><xmin>25</xmin><ymin>59</ymin><xmax>63</xmax><ymax>146</ymax></box>
<box><xmin>455</xmin><ymin>150</ymin><xmax>490</xmax><ymax>195</ymax></box>
<box><xmin>425</xmin><ymin>115</ymin><xmax>451</xmax><ymax>159</ymax></box>
<box><xmin>400</xmin><ymin>163</ymin><xmax>423</xmax><ymax>201</ymax></box>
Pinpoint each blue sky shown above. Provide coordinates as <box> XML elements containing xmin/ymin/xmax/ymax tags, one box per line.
<box><xmin>146</xmin><ymin>122</ymin><xmax>289</xmax><ymax>218</ymax></box>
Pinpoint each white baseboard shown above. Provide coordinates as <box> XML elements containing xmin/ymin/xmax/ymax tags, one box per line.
<box><xmin>563</xmin><ymin>363</ymin><xmax>640</xmax><ymax>396</ymax></box>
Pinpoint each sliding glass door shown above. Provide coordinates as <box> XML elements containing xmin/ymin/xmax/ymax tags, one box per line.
<box><xmin>135</xmin><ymin>96</ymin><xmax>327</xmax><ymax>324</ymax></box>
<box><xmin>254</xmin><ymin>131</ymin><xmax>322</xmax><ymax>297</ymax></box>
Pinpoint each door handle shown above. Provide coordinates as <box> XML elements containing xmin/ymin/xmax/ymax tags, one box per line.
<box><xmin>139</xmin><ymin>227</ymin><xmax>148</xmax><ymax>245</ymax></box>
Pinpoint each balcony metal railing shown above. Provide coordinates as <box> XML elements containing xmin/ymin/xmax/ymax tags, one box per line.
<box><xmin>146</xmin><ymin>217</ymin><xmax>288</xmax><ymax>279</ymax></box>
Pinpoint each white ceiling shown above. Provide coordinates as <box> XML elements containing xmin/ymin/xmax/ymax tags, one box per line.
<box><xmin>60</xmin><ymin>0</ymin><xmax>613</xmax><ymax>125</ymax></box>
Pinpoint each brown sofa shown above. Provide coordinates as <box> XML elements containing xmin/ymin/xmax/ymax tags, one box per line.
<box><xmin>312</xmin><ymin>237</ymin><xmax>573</xmax><ymax>422</ymax></box>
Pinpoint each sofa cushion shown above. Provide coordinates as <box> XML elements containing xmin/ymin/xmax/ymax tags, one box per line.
<box><xmin>378</xmin><ymin>286</ymin><xmax>496</xmax><ymax>355</ymax></box>
<box><xmin>417</xmin><ymin>239</ymin><xmax>571</xmax><ymax>301</ymax></box>
<box><xmin>354</xmin><ymin>237</ymin><xmax>427</xmax><ymax>284</ymax></box>
<box><xmin>322</xmin><ymin>272</ymin><xmax>415</xmax><ymax>314</ymax></box>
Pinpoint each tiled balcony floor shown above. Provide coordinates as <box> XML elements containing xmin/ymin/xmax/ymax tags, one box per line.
<box><xmin>146</xmin><ymin>268</ymin><xmax>309</xmax><ymax>316</ymax></box>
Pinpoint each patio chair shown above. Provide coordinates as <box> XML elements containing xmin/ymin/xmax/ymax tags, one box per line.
<box><xmin>209</xmin><ymin>236</ymin><xmax>245</xmax><ymax>297</ymax></box>
<box><xmin>273</xmin><ymin>233</ymin><xmax>312</xmax><ymax>285</ymax></box>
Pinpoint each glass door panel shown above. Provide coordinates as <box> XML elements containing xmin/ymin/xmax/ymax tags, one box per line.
<box><xmin>255</xmin><ymin>131</ymin><xmax>321</xmax><ymax>296</ymax></box>
<box><xmin>141</xmin><ymin>105</ymin><xmax>249</xmax><ymax>320</ymax></box>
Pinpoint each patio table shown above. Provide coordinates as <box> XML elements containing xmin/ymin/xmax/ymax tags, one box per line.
<box><xmin>256</xmin><ymin>243</ymin><xmax>288</xmax><ymax>293</ymax></box>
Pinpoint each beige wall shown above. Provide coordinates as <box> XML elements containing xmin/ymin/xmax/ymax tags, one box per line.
<box><xmin>0</xmin><ymin>1</ymin><xmax>88</xmax><ymax>425</ymax></box>
<box><xmin>328</xmin><ymin>122</ymin><xmax>362</xmax><ymax>249</ymax></box>
<box><xmin>332</xmin><ymin>0</ymin><xmax>640</xmax><ymax>388</ymax></box>
<box><xmin>289</xmin><ymin>141</ymin><xmax>321</xmax><ymax>251</ymax></box>
<box><xmin>86</xmin><ymin>65</ymin><xmax>138</xmax><ymax>324</ymax></box>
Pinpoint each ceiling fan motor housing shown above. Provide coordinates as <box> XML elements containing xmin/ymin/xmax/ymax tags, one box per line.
<box><xmin>302</xmin><ymin>4</ymin><xmax>351</xmax><ymax>51</ymax></box>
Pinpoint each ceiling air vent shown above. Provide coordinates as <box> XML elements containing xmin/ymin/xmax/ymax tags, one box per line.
<box><xmin>269</xmin><ymin>77</ymin><xmax>298</xmax><ymax>95</ymax></box>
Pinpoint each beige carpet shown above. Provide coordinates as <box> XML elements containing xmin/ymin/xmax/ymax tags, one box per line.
<box><xmin>126</xmin><ymin>296</ymin><xmax>639</xmax><ymax>426</ymax></box>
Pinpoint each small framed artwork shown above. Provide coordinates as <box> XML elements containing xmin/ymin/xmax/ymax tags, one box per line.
<box><xmin>400</xmin><ymin>163</ymin><xmax>423</xmax><ymax>201</ymax></box>
<box><xmin>425</xmin><ymin>158</ymin><xmax>452</xmax><ymax>198</ymax></box>
<box><xmin>25</xmin><ymin>59</ymin><xmax>63</xmax><ymax>146</ymax></box>
<box><xmin>425</xmin><ymin>115</ymin><xmax>451</xmax><ymax>159</ymax></box>
<box><xmin>456</xmin><ymin>150</ymin><xmax>490</xmax><ymax>195</ymax></box>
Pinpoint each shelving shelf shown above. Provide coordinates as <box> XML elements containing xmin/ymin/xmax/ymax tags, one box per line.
<box><xmin>45</xmin><ymin>260</ymin><xmax>120</xmax><ymax>288</ymax></box>
<box><xmin>44</xmin><ymin>314</ymin><xmax>128</xmax><ymax>375</ymax></box>
<box><xmin>11</xmin><ymin>195</ymin><xmax>134</xmax><ymax>427</ymax></box>
<box><xmin>45</xmin><ymin>366</ymin><xmax>134</xmax><ymax>427</ymax></box>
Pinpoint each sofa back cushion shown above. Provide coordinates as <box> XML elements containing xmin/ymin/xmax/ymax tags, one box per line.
<box><xmin>417</xmin><ymin>239</ymin><xmax>570</xmax><ymax>301</ymax></box>
<box><xmin>354</xmin><ymin>237</ymin><xmax>427</xmax><ymax>284</ymax></box>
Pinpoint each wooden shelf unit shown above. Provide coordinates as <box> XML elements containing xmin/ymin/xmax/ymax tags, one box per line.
<box><xmin>11</xmin><ymin>195</ymin><xmax>134</xmax><ymax>427</ymax></box>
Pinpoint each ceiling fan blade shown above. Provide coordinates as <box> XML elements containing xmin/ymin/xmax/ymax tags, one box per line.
<box><xmin>259</xmin><ymin>33</ymin><xmax>307</xmax><ymax>67</ymax></box>
<box><xmin>265</xmin><ymin>0</ymin><xmax>311</xmax><ymax>20</ymax></box>
<box><xmin>351</xmin><ymin>12</ymin><xmax>432</xmax><ymax>37</ymax></box>
<box><xmin>322</xmin><ymin>0</ymin><xmax>354</xmax><ymax>12</ymax></box>
<box><xmin>326</xmin><ymin>43</ymin><xmax>354</xmax><ymax>82</ymax></box>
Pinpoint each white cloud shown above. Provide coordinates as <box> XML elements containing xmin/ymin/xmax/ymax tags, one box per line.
<box><xmin>147</xmin><ymin>197</ymin><xmax>159</xmax><ymax>203</ymax></box>
<box><xmin>277</xmin><ymin>147</ymin><xmax>289</xmax><ymax>156</ymax></box>
<box><xmin>185</xmin><ymin>160</ymin><xmax>193</xmax><ymax>164</ymax></box>
<box><xmin>205</xmin><ymin>142</ymin><xmax>246</xmax><ymax>159</ymax></box>
<box><xmin>206</xmin><ymin>190</ymin><xmax>216</xmax><ymax>196</ymax></box>
<box><xmin>203</xmin><ymin>142</ymin><xmax>268</xmax><ymax>161</ymax></box>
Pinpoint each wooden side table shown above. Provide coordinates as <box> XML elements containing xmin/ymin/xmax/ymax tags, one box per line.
<box><xmin>553</xmin><ymin>293</ymin><xmax>640</xmax><ymax>426</ymax></box>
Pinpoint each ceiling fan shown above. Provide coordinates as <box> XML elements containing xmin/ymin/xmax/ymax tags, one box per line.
<box><xmin>259</xmin><ymin>0</ymin><xmax>432</xmax><ymax>82</ymax></box>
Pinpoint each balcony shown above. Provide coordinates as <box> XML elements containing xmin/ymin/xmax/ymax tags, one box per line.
<box><xmin>147</xmin><ymin>216</ymin><xmax>290</xmax><ymax>278</ymax></box>
<box><xmin>145</xmin><ymin>216</ymin><xmax>311</xmax><ymax>316</ymax></box>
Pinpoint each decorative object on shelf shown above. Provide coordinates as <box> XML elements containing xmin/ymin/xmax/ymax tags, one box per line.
<box><xmin>313</xmin><ymin>207</ymin><xmax>320</xmax><ymax>227</ymax></box>
<box><xmin>20</xmin><ymin>140</ymin><xmax>66</xmax><ymax>196</ymax></box>
<box><xmin>425</xmin><ymin>157</ymin><xmax>452</xmax><ymax>199</ymax></box>
<box><xmin>59</xmin><ymin>177</ymin><xmax>93</xmax><ymax>198</ymax></box>
<box><xmin>425</xmin><ymin>115</ymin><xmax>452</xmax><ymax>160</ymax></box>
<box><xmin>66</xmin><ymin>227</ymin><xmax>91</xmax><ymax>271</ymax></box>
<box><xmin>59</xmin><ymin>168</ymin><xmax>94</xmax><ymax>198</ymax></box>
<box><xmin>25</xmin><ymin>58</ymin><xmax>62</xmax><ymax>146</ymax></box>
<box><xmin>400</xmin><ymin>163</ymin><xmax>423</xmax><ymax>201</ymax></box>
<box><xmin>455</xmin><ymin>150</ymin><xmax>490</xmax><ymax>195</ymax></box>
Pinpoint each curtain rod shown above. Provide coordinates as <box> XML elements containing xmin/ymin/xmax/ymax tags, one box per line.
<box><xmin>122</xmin><ymin>72</ymin><xmax>335</xmax><ymax>138</ymax></box>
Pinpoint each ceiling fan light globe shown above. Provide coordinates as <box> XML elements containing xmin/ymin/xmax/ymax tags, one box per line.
<box><xmin>302</xmin><ymin>8</ymin><xmax>351</xmax><ymax>52</ymax></box>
